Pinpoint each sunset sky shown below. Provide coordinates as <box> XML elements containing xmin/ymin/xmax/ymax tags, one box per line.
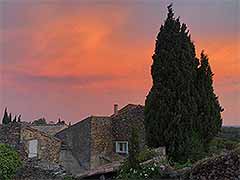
<box><xmin>0</xmin><ymin>0</ymin><xmax>239</xmax><ymax>125</ymax></box>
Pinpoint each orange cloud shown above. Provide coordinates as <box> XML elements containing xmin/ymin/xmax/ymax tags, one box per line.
<box><xmin>1</xmin><ymin>2</ymin><xmax>239</xmax><ymax>125</ymax></box>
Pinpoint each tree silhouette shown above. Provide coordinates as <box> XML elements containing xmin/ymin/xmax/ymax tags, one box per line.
<box><xmin>196</xmin><ymin>51</ymin><xmax>223</xmax><ymax>146</ymax></box>
<box><xmin>144</xmin><ymin>4</ymin><xmax>222</xmax><ymax>162</ymax></box>
<box><xmin>12</xmin><ymin>115</ymin><xmax>17</xmax><ymax>123</ymax></box>
<box><xmin>17</xmin><ymin>115</ymin><xmax>21</xmax><ymax>122</ymax></box>
<box><xmin>2</xmin><ymin>108</ymin><xmax>10</xmax><ymax>125</ymax></box>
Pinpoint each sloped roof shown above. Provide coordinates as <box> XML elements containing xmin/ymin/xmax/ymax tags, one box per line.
<box><xmin>23</xmin><ymin>125</ymin><xmax>62</xmax><ymax>142</ymax></box>
<box><xmin>77</xmin><ymin>161</ymin><xmax>121</xmax><ymax>178</ymax></box>
<box><xmin>30</xmin><ymin>124</ymin><xmax>68</xmax><ymax>136</ymax></box>
<box><xmin>56</xmin><ymin>104</ymin><xmax>144</xmax><ymax>135</ymax></box>
<box><xmin>56</xmin><ymin>116</ymin><xmax>109</xmax><ymax>136</ymax></box>
<box><xmin>111</xmin><ymin>104</ymin><xmax>144</xmax><ymax>117</ymax></box>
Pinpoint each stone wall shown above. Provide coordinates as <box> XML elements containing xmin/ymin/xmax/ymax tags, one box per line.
<box><xmin>112</xmin><ymin>105</ymin><xmax>145</xmax><ymax>154</ymax></box>
<box><xmin>0</xmin><ymin>123</ymin><xmax>61</xmax><ymax>163</ymax></box>
<box><xmin>21</xmin><ymin>126</ymin><xmax>61</xmax><ymax>163</ymax></box>
<box><xmin>90</xmin><ymin>116</ymin><xmax>113</xmax><ymax>169</ymax></box>
<box><xmin>59</xmin><ymin>148</ymin><xmax>83</xmax><ymax>175</ymax></box>
<box><xmin>0</xmin><ymin>123</ymin><xmax>21</xmax><ymax>148</ymax></box>
<box><xmin>14</xmin><ymin>163</ymin><xmax>64</xmax><ymax>180</ymax></box>
<box><xmin>0</xmin><ymin>123</ymin><xmax>27</xmax><ymax>159</ymax></box>
<box><xmin>184</xmin><ymin>148</ymin><xmax>240</xmax><ymax>180</ymax></box>
<box><xmin>56</xmin><ymin>117</ymin><xmax>91</xmax><ymax>172</ymax></box>
<box><xmin>55</xmin><ymin>105</ymin><xmax>146</xmax><ymax>175</ymax></box>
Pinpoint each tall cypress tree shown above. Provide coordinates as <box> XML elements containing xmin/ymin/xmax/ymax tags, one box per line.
<box><xmin>9</xmin><ymin>113</ymin><xmax>12</xmax><ymax>123</ymax></box>
<box><xmin>196</xmin><ymin>51</ymin><xmax>223</xmax><ymax>146</ymax></box>
<box><xmin>13</xmin><ymin>115</ymin><xmax>17</xmax><ymax>123</ymax></box>
<box><xmin>17</xmin><ymin>115</ymin><xmax>21</xmax><ymax>122</ymax></box>
<box><xmin>145</xmin><ymin>5</ymin><xmax>223</xmax><ymax>162</ymax></box>
<box><xmin>144</xmin><ymin>4</ymin><xmax>200</xmax><ymax>162</ymax></box>
<box><xmin>2</xmin><ymin>108</ymin><xmax>9</xmax><ymax>125</ymax></box>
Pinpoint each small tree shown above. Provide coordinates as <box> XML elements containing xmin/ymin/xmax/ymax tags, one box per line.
<box><xmin>12</xmin><ymin>116</ymin><xmax>17</xmax><ymax>123</ymax></box>
<box><xmin>9</xmin><ymin>113</ymin><xmax>12</xmax><ymax>123</ymax></box>
<box><xmin>17</xmin><ymin>115</ymin><xmax>21</xmax><ymax>122</ymax></box>
<box><xmin>128</xmin><ymin>127</ymin><xmax>140</xmax><ymax>169</ymax></box>
<box><xmin>2</xmin><ymin>108</ymin><xmax>9</xmax><ymax>125</ymax></box>
<box><xmin>57</xmin><ymin>118</ymin><xmax>65</xmax><ymax>125</ymax></box>
<box><xmin>0</xmin><ymin>144</ymin><xmax>22</xmax><ymax>180</ymax></box>
<box><xmin>32</xmin><ymin>118</ymin><xmax>47</xmax><ymax>125</ymax></box>
<box><xmin>117</xmin><ymin>127</ymin><xmax>140</xmax><ymax>179</ymax></box>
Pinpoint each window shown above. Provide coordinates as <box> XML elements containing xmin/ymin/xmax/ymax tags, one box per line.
<box><xmin>115</xmin><ymin>141</ymin><xmax>128</xmax><ymax>154</ymax></box>
<box><xmin>28</xmin><ymin>139</ymin><xmax>38</xmax><ymax>158</ymax></box>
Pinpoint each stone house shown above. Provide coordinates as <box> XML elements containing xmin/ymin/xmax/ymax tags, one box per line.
<box><xmin>0</xmin><ymin>123</ymin><xmax>61</xmax><ymax>163</ymax></box>
<box><xmin>55</xmin><ymin>104</ymin><xmax>145</xmax><ymax>175</ymax></box>
<box><xmin>21</xmin><ymin>126</ymin><xmax>61</xmax><ymax>162</ymax></box>
<box><xmin>0</xmin><ymin>104</ymin><xmax>146</xmax><ymax>176</ymax></box>
<box><xmin>112</xmin><ymin>104</ymin><xmax>145</xmax><ymax>155</ymax></box>
<box><xmin>56</xmin><ymin>116</ymin><xmax>112</xmax><ymax>174</ymax></box>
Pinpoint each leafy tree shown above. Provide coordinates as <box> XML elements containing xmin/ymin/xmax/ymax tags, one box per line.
<box><xmin>0</xmin><ymin>144</ymin><xmax>22</xmax><ymax>180</ymax></box>
<box><xmin>196</xmin><ymin>51</ymin><xmax>223</xmax><ymax>146</ymax></box>
<box><xmin>2</xmin><ymin>108</ymin><xmax>9</xmax><ymax>125</ymax></box>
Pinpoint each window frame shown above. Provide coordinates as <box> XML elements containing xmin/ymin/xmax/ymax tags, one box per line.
<box><xmin>115</xmin><ymin>141</ymin><xmax>128</xmax><ymax>154</ymax></box>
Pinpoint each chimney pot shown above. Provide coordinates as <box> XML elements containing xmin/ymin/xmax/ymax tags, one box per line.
<box><xmin>114</xmin><ymin>104</ymin><xmax>118</xmax><ymax>115</ymax></box>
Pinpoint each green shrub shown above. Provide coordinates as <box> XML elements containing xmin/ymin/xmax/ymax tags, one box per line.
<box><xmin>173</xmin><ymin>159</ymin><xmax>192</xmax><ymax>170</ymax></box>
<box><xmin>116</xmin><ymin>162</ymin><xmax>163</xmax><ymax>179</ymax></box>
<box><xmin>208</xmin><ymin>138</ymin><xmax>239</xmax><ymax>155</ymax></box>
<box><xmin>0</xmin><ymin>144</ymin><xmax>22</xmax><ymax>180</ymax></box>
<box><xmin>128</xmin><ymin>127</ymin><xmax>140</xmax><ymax>169</ymax></box>
<box><xmin>188</xmin><ymin>131</ymin><xmax>207</xmax><ymax>162</ymax></box>
<box><xmin>223</xmin><ymin>140</ymin><xmax>238</xmax><ymax>150</ymax></box>
<box><xmin>137</xmin><ymin>146</ymin><xmax>157</xmax><ymax>163</ymax></box>
<box><xmin>116</xmin><ymin>146</ymin><xmax>169</xmax><ymax>180</ymax></box>
<box><xmin>63</xmin><ymin>175</ymin><xmax>76</xmax><ymax>180</ymax></box>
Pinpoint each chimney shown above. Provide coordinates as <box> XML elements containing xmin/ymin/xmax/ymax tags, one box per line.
<box><xmin>114</xmin><ymin>104</ymin><xmax>118</xmax><ymax>115</ymax></box>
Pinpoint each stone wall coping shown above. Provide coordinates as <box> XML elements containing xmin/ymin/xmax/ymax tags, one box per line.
<box><xmin>91</xmin><ymin>116</ymin><xmax>110</xmax><ymax>118</ymax></box>
<box><xmin>31</xmin><ymin>124</ymin><xmax>67</xmax><ymax>127</ymax></box>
